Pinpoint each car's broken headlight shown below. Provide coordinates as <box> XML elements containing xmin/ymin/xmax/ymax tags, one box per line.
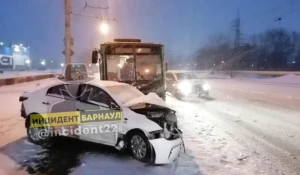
<box><xmin>148</xmin><ymin>130</ymin><xmax>165</xmax><ymax>139</ymax></box>
<box><xmin>149</xmin><ymin>124</ymin><xmax>180</xmax><ymax>140</ymax></box>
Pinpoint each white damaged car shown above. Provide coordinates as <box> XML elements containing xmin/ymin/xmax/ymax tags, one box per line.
<box><xmin>19</xmin><ymin>79</ymin><xmax>183</xmax><ymax>164</ymax></box>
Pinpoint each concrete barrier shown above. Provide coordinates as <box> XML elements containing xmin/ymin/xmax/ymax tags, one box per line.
<box><xmin>0</xmin><ymin>74</ymin><xmax>56</xmax><ymax>86</ymax></box>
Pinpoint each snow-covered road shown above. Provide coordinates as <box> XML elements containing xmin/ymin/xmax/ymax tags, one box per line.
<box><xmin>0</xmin><ymin>74</ymin><xmax>300</xmax><ymax>175</ymax></box>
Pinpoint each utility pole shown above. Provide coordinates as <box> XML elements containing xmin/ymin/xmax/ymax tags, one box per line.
<box><xmin>64</xmin><ymin>0</ymin><xmax>73</xmax><ymax>80</ymax></box>
<box><xmin>62</xmin><ymin>1</ymin><xmax>116</xmax><ymax>80</ymax></box>
<box><xmin>64</xmin><ymin>0</ymin><xmax>72</xmax><ymax>64</ymax></box>
<box><xmin>234</xmin><ymin>11</ymin><xmax>241</xmax><ymax>49</ymax></box>
<box><xmin>230</xmin><ymin>10</ymin><xmax>242</xmax><ymax>77</ymax></box>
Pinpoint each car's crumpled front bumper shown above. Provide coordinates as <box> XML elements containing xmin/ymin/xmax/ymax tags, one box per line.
<box><xmin>149</xmin><ymin>138</ymin><xmax>182</xmax><ymax>164</ymax></box>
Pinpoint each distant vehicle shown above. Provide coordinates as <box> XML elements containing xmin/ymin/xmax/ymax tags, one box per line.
<box><xmin>19</xmin><ymin>79</ymin><xmax>183</xmax><ymax>164</ymax></box>
<box><xmin>71</xmin><ymin>70</ymin><xmax>88</xmax><ymax>80</ymax></box>
<box><xmin>91</xmin><ymin>39</ymin><xmax>167</xmax><ymax>100</ymax></box>
<box><xmin>166</xmin><ymin>71</ymin><xmax>210</xmax><ymax>99</ymax></box>
<box><xmin>69</xmin><ymin>64</ymin><xmax>88</xmax><ymax>81</ymax></box>
<box><xmin>57</xmin><ymin>74</ymin><xmax>64</xmax><ymax>80</ymax></box>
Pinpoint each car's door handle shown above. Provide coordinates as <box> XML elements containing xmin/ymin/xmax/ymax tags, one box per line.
<box><xmin>42</xmin><ymin>101</ymin><xmax>50</xmax><ymax>105</ymax></box>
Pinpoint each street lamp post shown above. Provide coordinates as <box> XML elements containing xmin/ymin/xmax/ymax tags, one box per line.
<box><xmin>41</xmin><ymin>60</ymin><xmax>46</xmax><ymax>72</ymax></box>
<box><xmin>25</xmin><ymin>59</ymin><xmax>31</xmax><ymax>72</ymax></box>
<box><xmin>100</xmin><ymin>22</ymin><xmax>109</xmax><ymax>35</ymax></box>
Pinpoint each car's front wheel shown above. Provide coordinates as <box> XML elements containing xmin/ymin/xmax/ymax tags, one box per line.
<box><xmin>128</xmin><ymin>131</ymin><xmax>152</xmax><ymax>163</ymax></box>
<box><xmin>26</xmin><ymin>115</ymin><xmax>51</xmax><ymax>145</ymax></box>
<box><xmin>27</xmin><ymin>127</ymin><xmax>51</xmax><ymax>145</ymax></box>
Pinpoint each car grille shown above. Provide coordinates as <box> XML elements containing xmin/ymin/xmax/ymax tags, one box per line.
<box><xmin>192</xmin><ymin>84</ymin><xmax>203</xmax><ymax>93</ymax></box>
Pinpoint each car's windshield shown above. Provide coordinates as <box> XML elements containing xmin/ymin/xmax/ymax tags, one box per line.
<box><xmin>136</xmin><ymin>55</ymin><xmax>162</xmax><ymax>81</ymax></box>
<box><xmin>175</xmin><ymin>73</ymin><xmax>197</xmax><ymax>80</ymax></box>
<box><xmin>70</xmin><ymin>64</ymin><xmax>87</xmax><ymax>73</ymax></box>
<box><xmin>107</xmin><ymin>55</ymin><xmax>135</xmax><ymax>81</ymax></box>
<box><xmin>106</xmin><ymin>55</ymin><xmax>162</xmax><ymax>81</ymax></box>
<box><xmin>105</xmin><ymin>84</ymin><xmax>144</xmax><ymax>104</ymax></box>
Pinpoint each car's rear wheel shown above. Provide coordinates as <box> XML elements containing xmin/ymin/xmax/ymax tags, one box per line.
<box><xmin>27</xmin><ymin>127</ymin><xmax>51</xmax><ymax>145</ymax></box>
<box><xmin>128</xmin><ymin>131</ymin><xmax>152</xmax><ymax>163</ymax></box>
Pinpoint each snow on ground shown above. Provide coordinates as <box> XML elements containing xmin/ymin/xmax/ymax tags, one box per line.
<box><xmin>230</xmin><ymin>73</ymin><xmax>300</xmax><ymax>88</ymax></box>
<box><xmin>168</xmin><ymin>96</ymin><xmax>300</xmax><ymax>175</ymax></box>
<box><xmin>167</xmin><ymin>98</ymin><xmax>262</xmax><ymax>175</ymax></box>
<box><xmin>165</xmin><ymin>73</ymin><xmax>300</xmax><ymax>174</ymax></box>
<box><xmin>205</xmin><ymin>74</ymin><xmax>300</xmax><ymax>110</ymax></box>
<box><xmin>0</xmin><ymin>74</ymin><xmax>300</xmax><ymax>175</ymax></box>
<box><xmin>186</xmin><ymin>74</ymin><xmax>300</xmax><ymax>174</ymax></box>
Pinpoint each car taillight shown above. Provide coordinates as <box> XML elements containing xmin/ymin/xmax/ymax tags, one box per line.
<box><xmin>19</xmin><ymin>96</ymin><xmax>28</xmax><ymax>102</ymax></box>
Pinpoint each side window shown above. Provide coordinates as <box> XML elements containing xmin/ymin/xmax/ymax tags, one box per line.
<box><xmin>79</xmin><ymin>84</ymin><xmax>114</xmax><ymax>107</ymax></box>
<box><xmin>46</xmin><ymin>84</ymin><xmax>79</xmax><ymax>100</ymax></box>
<box><xmin>46</xmin><ymin>85</ymin><xmax>65</xmax><ymax>98</ymax></box>
<box><xmin>65</xmin><ymin>84</ymin><xmax>79</xmax><ymax>97</ymax></box>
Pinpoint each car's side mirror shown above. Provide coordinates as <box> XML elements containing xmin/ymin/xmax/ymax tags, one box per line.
<box><xmin>92</xmin><ymin>50</ymin><xmax>99</xmax><ymax>64</ymax></box>
<box><xmin>110</xmin><ymin>102</ymin><xmax>119</xmax><ymax>109</ymax></box>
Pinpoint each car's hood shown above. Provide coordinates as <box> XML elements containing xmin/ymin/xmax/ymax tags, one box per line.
<box><xmin>122</xmin><ymin>79</ymin><xmax>165</xmax><ymax>97</ymax></box>
<box><xmin>124</xmin><ymin>92</ymin><xmax>171</xmax><ymax>110</ymax></box>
